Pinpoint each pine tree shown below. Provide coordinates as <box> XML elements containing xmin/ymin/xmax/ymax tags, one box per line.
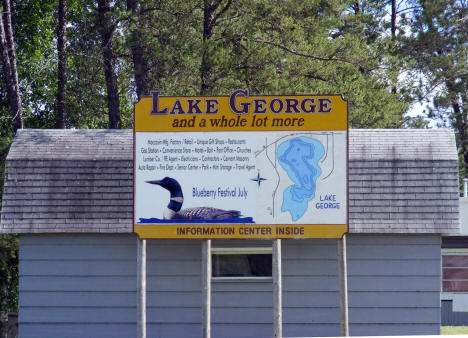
<box><xmin>406</xmin><ymin>0</ymin><xmax>467</xmax><ymax>182</ymax></box>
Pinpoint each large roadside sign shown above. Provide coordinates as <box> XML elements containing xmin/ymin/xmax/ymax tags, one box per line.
<box><xmin>134</xmin><ymin>90</ymin><xmax>348</xmax><ymax>239</ymax></box>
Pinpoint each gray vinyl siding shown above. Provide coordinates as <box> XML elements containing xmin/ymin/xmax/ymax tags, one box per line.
<box><xmin>19</xmin><ymin>234</ymin><xmax>137</xmax><ymax>338</ymax></box>
<box><xmin>347</xmin><ymin>234</ymin><xmax>441</xmax><ymax>336</ymax></box>
<box><xmin>146</xmin><ymin>240</ymin><xmax>202</xmax><ymax>337</ymax></box>
<box><xmin>19</xmin><ymin>233</ymin><xmax>440</xmax><ymax>337</ymax></box>
<box><xmin>282</xmin><ymin>239</ymin><xmax>340</xmax><ymax>337</ymax></box>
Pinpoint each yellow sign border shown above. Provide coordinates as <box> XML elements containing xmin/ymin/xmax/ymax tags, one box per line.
<box><xmin>134</xmin><ymin>224</ymin><xmax>347</xmax><ymax>239</ymax></box>
<box><xmin>135</xmin><ymin>91</ymin><xmax>347</xmax><ymax>132</ymax></box>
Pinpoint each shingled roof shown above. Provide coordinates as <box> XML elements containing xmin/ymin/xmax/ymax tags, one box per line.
<box><xmin>348</xmin><ymin>129</ymin><xmax>458</xmax><ymax>233</ymax></box>
<box><xmin>0</xmin><ymin>129</ymin><xmax>459</xmax><ymax>234</ymax></box>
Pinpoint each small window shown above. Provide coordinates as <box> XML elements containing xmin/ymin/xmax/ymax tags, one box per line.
<box><xmin>211</xmin><ymin>247</ymin><xmax>272</xmax><ymax>278</ymax></box>
<box><xmin>442</xmin><ymin>249</ymin><xmax>468</xmax><ymax>292</ymax></box>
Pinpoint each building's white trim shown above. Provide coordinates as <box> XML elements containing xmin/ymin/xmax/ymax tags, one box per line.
<box><xmin>442</xmin><ymin>248</ymin><xmax>468</xmax><ymax>254</ymax></box>
<box><xmin>211</xmin><ymin>247</ymin><xmax>272</xmax><ymax>255</ymax></box>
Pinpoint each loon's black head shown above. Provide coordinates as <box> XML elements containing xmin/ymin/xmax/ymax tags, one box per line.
<box><xmin>147</xmin><ymin>177</ymin><xmax>183</xmax><ymax>216</ymax></box>
<box><xmin>146</xmin><ymin>177</ymin><xmax>183</xmax><ymax>197</ymax></box>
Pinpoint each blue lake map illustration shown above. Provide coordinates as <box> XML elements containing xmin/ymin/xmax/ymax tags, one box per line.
<box><xmin>253</xmin><ymin>131</ymin><xmax>346</xmax><ymax>224</ymax></box>
<box><xmin>277</xmin><ymin>137</ymin><xmax>324</xmax><ymax>221</ymax></box>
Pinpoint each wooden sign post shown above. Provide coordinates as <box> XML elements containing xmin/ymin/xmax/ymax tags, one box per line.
<box><xmin>273</xmin><ymin>239</ymin><xmax>282</xmax><ymax>337</ymax></box>
<box><xmin>202</xmin><ymin>239</ymin><xmax>212</xmax><ymax>338</ymax></box>
<box><xmin>338</xmin><ymin>234</ymin><xmax>349</xmax><ymax>336</ymax></box>
<box><xmin>137</xmin><ymin>238</ymin><xmax>147</xmax><ymax>338</ymax></box>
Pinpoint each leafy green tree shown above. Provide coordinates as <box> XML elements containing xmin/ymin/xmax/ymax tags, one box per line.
<box><xmin>0</xmin><ymin>137</ymin><xmax>16</xmax><ymax>336</ymax></box>
<box><xmin>59</xmin><ymin>0</ymin><xmax>134</xmax><ymax>128</ymax></box>
<box><xmin>0</xmin><ymin>235</ymin><xmax>18</xmax><ymax>327</ymax></box>
<box><xmin>1</xmin><ymin>0</ymin><xmax>420</xmax><ymax>131</ymax></box>
<box><xmin>55</xmin><ymin>0</ymin><xmax>68</xmax><ymax>128</ymax></box>
<box><xmin>121</xmin><ymin>0</ymin><xmax>202</xmax><ymax>96</ymax></box>
<box><xmin>216</xmin><ymin>0</ymin><xmax>412</xmax><ymax>127</ymax></box>
<box><xmin>405</xmin><ymin>0</ymin><xmax>467</xmax><ymax>183</ymax></box>
<box><xmin>0</xmin><ymin>0</ymin><xmax>24</xmax><ymax>132</ymax></box>
<box><xmin>117</xmin><ymin>0</ymin><xmax>414</xmax><ymax>128</ymax></box>
<box><xmin>97</xmin><ymin>0</ymin><xmax>121</xmax><ymax>128</ymax></box>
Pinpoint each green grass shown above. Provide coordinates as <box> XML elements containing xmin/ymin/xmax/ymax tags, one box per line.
<box><xmin>441</xmin><ymin>326</ymin><xmax>468</xmax><ymax>334</ymax></box>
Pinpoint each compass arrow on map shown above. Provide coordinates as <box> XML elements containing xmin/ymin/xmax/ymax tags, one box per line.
<box><xmin>251</xmin><ymin>170</ymin><xmax>267</xmax><ymax>188</ymax></box>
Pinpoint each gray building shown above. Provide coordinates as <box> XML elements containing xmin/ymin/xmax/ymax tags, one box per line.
<box><xmin>441</xmin><ymin>185</ymin><xmax>468</xmax><ymax>325</ymax></box>
<box><xmin>0</xmin><ymin>128</ymin><xmax>459</xmax><ymax>338</ymax></box>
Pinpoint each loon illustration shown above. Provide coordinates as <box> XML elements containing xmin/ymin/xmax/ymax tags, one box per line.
<box><xmin>147</xmin><ymin>177</ymin><xmax>242</xmax><ymax>220</ymax></box>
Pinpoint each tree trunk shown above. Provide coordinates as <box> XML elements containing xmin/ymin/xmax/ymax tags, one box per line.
<box><xmin>0</xmin><ymin>0</ymin><xmax>23</xmax><ymax>132</ymax></box>
<box><xmin>200</xmin><ymin>0</ymin><xmax>232</xmax><ymax>95</ymax></box>
<box><xmin>390</xmin><ymin>0</ymin><xmax>397</xmax><ymax>94</ymax></box>
<box><xmin>55</xmin><ymin>0</ymin><xmax>67</xmax><ymax>128</ymax></box>
<box><xmin>391</xmin><ymin>0</ymin><xmax>396</xmax><ymax>39</ymax></box>
<box><xmin>98</xmin><ymin>0</ymin><xmax>121</xmax><ymax>129</ymax></box>
<box><xmin>126</xmin><ymin>0</ymin><xmax>148</xmax><ymax>100</ymax></box>
<box><xmin>200</xmin><ymin>0</ymin><xmax>215</xmax><ymax>95</ymax></box>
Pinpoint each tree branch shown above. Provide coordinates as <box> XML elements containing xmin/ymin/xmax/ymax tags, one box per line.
<box><xmin>255</xmin><ymin>39</ymin><xmax>366</xmax><ymax>70</ymax></box>
<box><xmin>212</xmin><ymin>0</ymin><xmax>232</xmax><ymax>26</ymax></box>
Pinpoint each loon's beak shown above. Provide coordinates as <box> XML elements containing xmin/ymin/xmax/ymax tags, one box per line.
<box><xmin>146</xmin><ymin>180</ymin><xmax>163</xmax><ymax>186</ymax></box>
